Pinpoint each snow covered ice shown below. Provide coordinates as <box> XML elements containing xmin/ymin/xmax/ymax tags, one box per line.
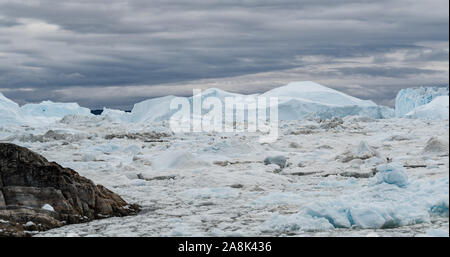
<box><xmin>405</xmin><ymin>96</ymin><xmax>449</xmax><ymax>120</ymax></box>
<box><xmin>0</xmin><ymin>81</ymin><xmax>448</xmax><ymax>237</ymax></box>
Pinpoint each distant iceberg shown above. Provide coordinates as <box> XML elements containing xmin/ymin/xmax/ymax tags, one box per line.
<box><xmin>20</xmin><ymin>101</ymin><xmax>91</xmax><ymax>118</ymax></box>
<box><xmin>405</xmin><ymin>95</ymin><xmax>449</xmax><ymax>120</ymax></box>
<box><xmin>0</xmin><ymin>92</ymin><xmax>92</xmax><ymax>125</ymax></box>
<box><xmin>395</xmin><ymin>86</ymin><xmax>449</xmax><ymax>117</ymax></box>
<box><xmin>261</xmin><ymin>81</ymin><xmax>394</xmax><ymax>120</ymax></box>
<box><xmin>104</xmin><ymin>81</ymin><xmax>394</xmax><ymax>123</ymax></box>
<box><xmin>2</xmin><ymin>81</ymin><xmax>397</xmax><ymax>125</ymax></box>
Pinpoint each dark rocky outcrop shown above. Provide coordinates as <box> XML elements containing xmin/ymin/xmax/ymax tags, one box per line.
<box><xmin>0</xmin><ymin>143</ymin><xmax>140</xmax><ymax>237</ymax></box>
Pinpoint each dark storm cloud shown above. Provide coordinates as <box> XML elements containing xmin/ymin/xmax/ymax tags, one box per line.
<box><xmin>336</xmin><ymin>67</ymin><xmax>439</xmax><ymax>78</ymax></box>
<box><xmin>0</xmin><ymin>0</ymin><xmax>448</xmax><ymax>109</ymax></box>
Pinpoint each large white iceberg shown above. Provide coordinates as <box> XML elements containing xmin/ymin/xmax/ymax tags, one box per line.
<box><xmin>262</xmin><ymin>81</ymin><xmax>394</xmax><ymax>120</ymax></box>
<box><xmin>2</xmin><ymin>81</ymin><xmax>395</xmax><ymax>126</ymax></box>
<box><xmin>107</xmin><ymin>81</ymin><xmax>394</xmax><ymax>123</ymax></box>
<box><xmin>395</xmin><ymin>86</ymin><xmax>449</xmax><ymax>117</ymax></box>
<box><xmin>125</xmin><ymin>88</ymin><xmax>252</xmax><ymax>123</ymax></box>
<box><xmin>262</xmin><ymin>81</ymin><xmax>375</xmax><ymax>107</ymax></box>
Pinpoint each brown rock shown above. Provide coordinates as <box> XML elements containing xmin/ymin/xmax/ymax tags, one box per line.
<box><xmin>0</xmin><ymin>143</ymin><xmax>140</xmax><ymax>237</ymax></box>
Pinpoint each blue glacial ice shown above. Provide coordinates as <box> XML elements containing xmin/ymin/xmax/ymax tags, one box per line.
<box><xmin>405</xmin><ymin>96</ymin><xmax>449</xmax><ymax>120</ymax></box>
<box><xmin>374</xmin><ymin>162</ymin><xmax>408</xmax><ymax>187</ymax></box>
<box><xmin>261</xmin><ymin>175</ymin><xmax>449</xmax><ymax>232</ymax></box>
<box><xmin>125</xmin><ymin>81</ymin><xmax>395</xmax><ymax>122</ymax></box>
<box><xmin>395</xmin><ymin>86</ymin><xmax>449</xmax><ymax>117</ymax></box>
<box><xmin>20</xmin><ymin>101</ymin><xmax>91</xmax><ymax>118</ymax></box>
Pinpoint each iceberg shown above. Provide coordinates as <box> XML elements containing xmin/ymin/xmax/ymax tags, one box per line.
<box><xmin>0</xmin><ymin>93</ymin><xmax>92</xmax><ymax>125</ymax></box>
<box><xmin>2</xmin><ymin>81</ymin><xmax>396</xmax><ymax>126</ymax></box>
<box><xmin>128</xmin><ymin>95</ymin><xmax>178</xmax><ymax>123</ymax></box>
<box><xmin>261</xmin><ymin>81</ymin><xmax>375</xmax><ymax>107</ymax></box>
<box><xmin>261</xmin><ymin>176</ymin><xmax>448</xmax><ymax>232</ymax></box>
<box><xmin>110</xmin><ymin>81</ymin><xmax>394</xmax><ymax>123</ymax></box>
<box><xmin>20</xmin><ymin>100</ymin><xmax>91</xmax><ymax>118</ymax></box>
<box><xmin>395</xmin><ymin>86</ymin><xmax>449</xmax><ymax>117</ymax></box>
<box><xmin>0</xmin><ymin>92</ymin><xmax>23</xmax><ymax>124</ymax></box>
<box><xmin>405</xmin><ymin>96</ymin><xmax>449</xmax><ymax>120</ymax></box>
<box><xmin>375</xmin><ymin>162</ymin><xmax>408</xmax><ymax>187</ymax></box>
<box><xmin>128</xmin><ymin>88</ymin><xmax>251</xmax><ymax>123</ymax></box>
<box><xmin>262</xmin><ymin>81</ymin><xmax>394</xmax><ymax>120</ymax></box>
<box><xmin>101</xmin><ymin>107</ymin><xmax>132</xmax><ymax>122</ymax></box>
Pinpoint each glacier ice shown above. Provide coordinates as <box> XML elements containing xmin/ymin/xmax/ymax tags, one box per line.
<box><xmin>422</xmin><ymin>137</ymin><xmax>449</xmax><ymax>155</ymax></box>
<box><xmin>317</xmin><ymin>177</ymin><xmax>358</xmax><ymax>188</ymax></box>
<box><xmin>151</xmin><ymin>150</ymin><xmax>211</xmax><ymax>170</ymax></box>
<box><xmin>128</xmin><ymin>95</ymin><xmax>178</xmax><ymax>123</ymax></box>
<box><xmin>261</xmin><ymin>81</ymin><xmax>376</xmax><ymax>107</ymax></box>
<box><xmin>2</xmin><ymin>81</ymin><xmax>397</xmax><ymax>126</ymax></box>
<box><xmin>252</xmin><ymin>192</ymin><xmax>304</xmax><ymax>206</ymax></box>
<box><xmin>395</xmin><ymin>86</ymin><xmax>449</xmax><ymax>117</ymax></box>
<box><xmin>0</xmin><ymin>92</ymin><xmax>93</xmax><ymax>125</ymax></box>
<box><xmin>100</xmin><ymin>107</ymin><xmax>132</xmax><ymax>122</ymax></box>
<box><xmin>179</xmin><ymin>187</ymin><xmax>239</xmax><ymax>200</ymax></box>
<box><xmin>261</xmin><ymin>213</ymin><xmax>334</xmax><ymax>233</ymax></box>
<box><xmin>355</xmin><ymin>140</ymin><xmax>379</xmax><ymax>159</ymax></box>
<box><xmin>99</xmin><ymin>81</ymin><xmax>395</xmax><ymax>123</ymax></box>
<box><xmin>420</xmin><ymin>229</ymin><xmax>449</xmax><ymax>237</ymax></box>
<box><xmin>374</xmin><ymin>162</ymin><xmax>408</xmax><ymax>187</ymax></box>
<box><xmin>263</xmin><ymin>155</ymin><xmax>287</xmax><ymax>168</ymax></box>
<box><xmin>262</xmin><ymin>81</ymin><xmax>394</xmax><ymax>120</ymax></box>
<box><xmin>88</xmin><ymin>143</ymin><xmax>121</xmax><ymax>154</ymax></box>
<box><xmin>4</xmin><ymin>83</ymin><xmax>449</xmax><ymax>128</ymax></box>
<box><xmin>16</xmin><ymin>109</ymin><xmax>447</xmax><ymax>236</ymax></box>
<box><xmin>0</xmin><ymin>92</ymin><xmax>22</xmax><ymax>124</ymax></box>
<box><xmin>349</xmin><ymin>207</ymin><xmax>388</xmax><ymax>229</ymax></box>
<box><xmin>20</xmin><ymin>100</ymin><xmax>91</xmax><ymax>118</ymax></box>
<box><xmin>405</xmin><ymin>96</ymin><xmax>449</xmax><ymax>120</ymax></box>
<box><xmin>261</xmin><ymin>176</ymin><xmax>448</xmax><ymax>232</ymax></box>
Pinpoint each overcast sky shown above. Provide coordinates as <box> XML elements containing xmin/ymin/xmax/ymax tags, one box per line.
<box><xmin>0</xmin><ymin>0</ymin><xmax>448</xmax><ymax>109</ymax></box>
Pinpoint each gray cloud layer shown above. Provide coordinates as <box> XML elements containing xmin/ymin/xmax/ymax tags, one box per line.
<box><xmin>0</xmin><ymin>0</ymin><xmax>448</xmax><ymax>109</ymax></box>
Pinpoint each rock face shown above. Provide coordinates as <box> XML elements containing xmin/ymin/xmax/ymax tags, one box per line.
<box><xmin>0</xmin><ymin>143</ymin><xmax>140</xmax><ymax>237</ymax></box>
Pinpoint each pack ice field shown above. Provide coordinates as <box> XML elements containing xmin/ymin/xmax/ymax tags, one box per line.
<box><xmin>0</xmin><ymin>81</ymin><xmax>448</xmax><ymax>237</ymax></box>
